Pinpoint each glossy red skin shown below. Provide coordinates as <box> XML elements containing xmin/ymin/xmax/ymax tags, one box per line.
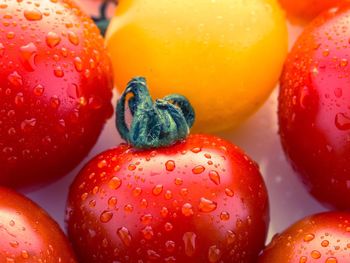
<box><xmin>66</xmin><ymin>134</ymin><xmax>269</xmax><ymax>263</ymax></box>
<box><xmin>259</xmin><ymin>212</ymin><xmax>350</xmax><ymax>262</ymax></box>
<box><xmin>279</xmin><ymin>4</ymin><xmax>350</xmax><ymax>210</ymax></box>
<box><xmin>0</xmin><ymin>187</ymin><xmax>77</xmax><ymax>262</ymax></box>
<box><xmin>0</xmin><ymin>0</ymin><xmax>113</xmax><ymax>188</ymax></box>
<box><xmin>278</xmin><ymin>0</ymin><xmax>343</xmax><ymax>23</ymax></box>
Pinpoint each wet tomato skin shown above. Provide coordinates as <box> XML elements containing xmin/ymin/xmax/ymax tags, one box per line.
<box><xmin>258</xmin><ymin>212</ymin><xmax>350</xmax><ymax>262</ymax></box>
<box><xmin>0</xmin><ymin>187</ymin><xmax>77</xmax><ymax>262</ymax></box>
<box><xmin>0</xmin><ymin>0</ymin><xmax>113</xmax><ymax>188</ymax></box>
<box><xmin>279</xmin><ymin>4</ymin><xmax>350</xmax><ymax>210</ymax></box>
<box><xmin>66</xmin><ymin>134</ymin><xmax>269</xmax><ymax>263</ymax></box>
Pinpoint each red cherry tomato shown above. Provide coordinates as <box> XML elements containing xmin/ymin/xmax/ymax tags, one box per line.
<box><xmin>0</xmin><ymin>187</ymin><xmax>77</xmax><ymax>262</ymax></box>
<box><xmin>66</xmin><ymin>134</ymin><xmax>269</xmax><ymax>263</ymax></box>
<box><xmin>259</xmin><ymin>212</ymin><xmax>350</xmax><ymax>262</ymax></box>
<box><xmin>0</xmin><ymin>0</ymin><xmax>113</xmax><ymax>188</ymax></box>
<box><xmin>279</xmin><ymin>3</ymin><xmax>350</xmax><ymax>210</ymax></box>
<box><xmin>279</xmin><ymin>0</ymin><xmax>342</xmax><ymax>22</ymax></box>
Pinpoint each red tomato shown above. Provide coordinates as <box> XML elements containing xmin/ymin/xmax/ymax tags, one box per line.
<box><xmin>0</xmin><ymin>187</ymin><xmax>77</xmax><ymax>262</ymax></box>
<box><xmin>66</xmin><ymin>134</ymin><xmax>269</xmax><ymax>262</ymax></box>
<box><xmin>0</xmin><ymin>0</ymin><xmax>113</xmax><ymax>188</ymax></box>
<box><xmin>259</xmin><ymin>212</ymin><xmax>350</xmax><ymax>262</ymax></box>
<box><xmin>279</xmin><ymin>3</ymin><xmax>350</xmax><ymax>210</ymax></box>
<box><xmin>279</xmin><ymin>0</ymin><xmax>342</xmax><ymax>23</ymax></box>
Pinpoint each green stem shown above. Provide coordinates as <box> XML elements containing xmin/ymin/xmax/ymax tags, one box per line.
<box><xmin>116</xmin><ymin>77</ymin><xmax>195</xmax><ymax>149</ymax></box>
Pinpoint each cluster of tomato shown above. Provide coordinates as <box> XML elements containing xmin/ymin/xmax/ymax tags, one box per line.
<box><xmin>1</xmin><ymin>0</ymin><xmax>350</xmax><ymax>262</ymax></box>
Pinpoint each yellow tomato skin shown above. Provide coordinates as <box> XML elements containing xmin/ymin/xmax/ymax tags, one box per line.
<box><xmin>106</xmin><ymin>0</ymin><xmax>288</xmax><ymax>132</ymax></box>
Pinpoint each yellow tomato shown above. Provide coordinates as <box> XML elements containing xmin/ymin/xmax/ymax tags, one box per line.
<box><xmin>106</xmin><ymin>0</ymin><xmax>288</xmax><ymax>133</ymax></box>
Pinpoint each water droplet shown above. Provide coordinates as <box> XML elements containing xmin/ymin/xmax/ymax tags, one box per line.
<box><xmin>50</xmin><ymin>96</ymin><xmax>60</xmax><ymax>109</ymax></box>
<box><xmin>208</xmin><ymin>245</ymin><xmax>221</xmax><ymax>263</ymax></box>
<box><xmin>140</xmin><ymin>214</ymin><xmax>153</xmax><ymax>225</ymax></box>
<box><xmin>21</xmin><ymin>250</ymin><xmax>29</xmax><ymax>259</ymax></box>
<box><xmin>164</xmin><ymin>222</ymin><xmax>173</xmax><ymax>232</ymax></box>
<box><xmin>0</xmin><ymin>43</ymin><xmax>4</xmax><ymax>57</ymax></box>
<box><xmin>311</xmin><ymin>250</ymin><xmax>321</xmax><ymax>259</ymax></box>
<box><xmin>74</xmin><ymin>57</ymin><xmax>83</xmax><ymax>72</ymax></box>
<box><xmin>54</xmin><ymin>66</ymin><xmax>64</xmax><ymax>77</ymax></box>
<box><xmin>209</xmin><ymin>171</ymin><xmax>220</xmax><ymax>185</ymax></box>
<box><xmin>142</xmin><ymin>226</ymin><xmax>154</xmax><ymax>239</ymax></box>
<box><xmin>334</xmin><ymin>88</ymin><xmax>342</xmax><ymax>98</ymax></box>
<box><xmin>24</xmin><ymin>8</ymin><xmax>42</xmax><ymax>21</ymax></box>
<box><xmin>68</xmin><ymin>31</ymin><xmax>79</xmax><ymax>45</ymax></box>
<box><xmin>108</xmin><ymin>197</ymin><xmax>117</xmax><ymax>208</ymax></box>
<box><xmin>299</xmin><ymin>256</ymin><xmax>307</xmax><ymax>263</ymax></box>
<box><xmin>14</xmin><ymin>93</ymin><xmax>24</xmax><ymax>105</ymax></box>
<box><xmin>180</xmin><ymin>188</ymin><xmax>189</xmax><ymax>196</ymax></box>
<box><xmin>225</xmin><ymin>188</ymin><xmax>234</xmax><ymax>197</ymax></box>
<box><xmin>147</xmin><ymin>250</ymin><xmax>160</xmax><ymax>260</ymax></box>
<box><xmin>199</xmin><ymin>197</ymin><xmax>217</xmax><ymax>212</ymax></box>
<box><xmin>100</xmin><ymin>210</ymin><xmax>113</xmax><ymax>223</ymax></box>
<box><xmin>191</xmin><ymin>147</ymin><xmax>202</xmax><ymax>153</ymax></box>
<box><xmin>165</xmin><ymin>240</ymin><xmax>176</xmax><ymax>252</ymax></box>
<box><xmin>340</xmin><ymin>58</ymin><xmax>348</xmax><ymax>68</ymax></box>
<box><xmin>226</xmin><ymin>230</ymin><xmax>236</xmax><ymax>245</ymax></box>
<box><xmin>183</xmin><ymin>232</ymin><xmax>196</xmax><ymax>257</ymax></box>
<box><xmin>117</xmin><ymin>227</ymin><xmax>131</xmax><ymax>247</ymax></box>
<box><xmin>9</xmin><ymin>241</ymin><xmax>19</xmax><ymax>248</ymax></box>
<box><xmin>7</xmin><ymin>32</ymin><xmax>15</xmax><ymax>39</ymax></box>
<box><xmin>128</xmin><ymin>164</ymin><xmax>136</xmax><ymax>171</ymax></box>
<box><xmin>140</xmin><ymin>199</ymin><xmax>148</xmax><ymax>208</ymax></box>
<box><xmin>192</xmin><ymin>165</ymin><xmax>205</xmax><ymax>174</ymax></box>
<box><xmin>108</xmin><ymin>177</ymin><xmax>122</xmax><ymax>190</ymax></box>
<box><xmin>335</xmin><ymin>112</ymin><xmax>350</xmax><ymax>130</ymax></box>
<box><xmin>303</xmin><ymin>233</ymin><xmax>315</xmax><ymax>242</ymax></box>
<box><xmin>33</xmin><ymin>84</ymin><xmax>44</xmax><ymax>96</ymax></box>
<box><xmin>81</xmin><ymin>192</ymin><xmax>88</xmax><ymax>201</ymax></box>
<box><xmin>124</xmin><ymin>204</ymin><xmax>133</xmax><ymax>213</ymax></box>
<box><xmin>182</xmin><ymin>203</ymin><xmax>194</xmax><ymax>216</ymax></box>
<box><xmin>300</xmin><ymin>86</ymin><xmax>310</xmax><ymax>109</ymax></box>
<box><xmin>8</xmin><ymin>71</ymin><xmax>23</xmax><ymax>86</ymax></box>
<box><xmin>21</xmin><ymin>118</ymin><xmax>36</xmax><ymax>132</ymax></box>
<box><xmin>20</xmin><ymin>42</ymin><xmax>37</xmax><ymax>71</ymax></box>
<box><xmin>46</xmin><ymin>32</ymin><xmax>61</xmax><ymax>48</ymax></box>
<box><xmin>323</xmin><ymin>49</ymin><xmax>329</xmax><ymax>57</ymax></box>
<box><xmin>133</xmin><ymin>187</ymin><xmax>142</xmax><ymax>196</ymax></box>
<box><xmin>97</xmin><ymin>159</ymin><xmax>107</xmax><ymax>168</ymax></box>
<box><xmin>89</xmin><ymin>199</ymin><xmax>96</xmax><ymax>207</ymax></box>
<box><xmin>165</xmin><ymin>160</ymin><xmax>176</xmax><ymax>171</ymax></box>
<box><xmin>326</xmin><ymin>257</ymin><xmax>338</xmax><ymax>263</ymax></box>
<box><xmin>321</xmin><ymin>240</ymin><xmax>329</xmax><ymax>247</ymax></box>
<box><xmin>152</xmin><ymin>184</ymin><xmax>163</xmax><ymax>195</ymax></box>
<box><xmin>160</xmin><ymin>207</ymin><xmax>169</xmax><ymax>217</ymax></box>
<box><xmin>220</xmin><ymin>211</ymin><xmax>230</xmax><ymax>221</ymax></box>
<box><xmin>174</xmin><ymin>178</ymin><xmax>183</xmax><ymax>185</ymax></box>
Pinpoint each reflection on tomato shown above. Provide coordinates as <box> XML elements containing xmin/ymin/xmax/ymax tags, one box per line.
<box><xmin>259</xmin><ymin>212</ymin><xmax>350</xmax><ymax>262</ymax></box>
<box><xmin>106</xmin><ymin>0</ymin><xmax>288</xmax><ymax>133</ymax></box>
<box><xmin>0</xmin><ymin>187</ymin><xmax>76</xmax><ymax>262</ymax></box>
<box><xmin>279</xmin><ymin>4</ymin><xmax>350</xmax><ymax>209</ymax></box>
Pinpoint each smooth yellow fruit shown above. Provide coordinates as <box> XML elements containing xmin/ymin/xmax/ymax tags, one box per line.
<box><xmin>106</xmin><ymin>0</ymin><xmax>288</xmax><ymax>132</ymax></box>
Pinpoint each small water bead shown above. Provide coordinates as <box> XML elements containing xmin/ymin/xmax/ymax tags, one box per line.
<box><xmin>21</xmin><ymin>250</ymin><xmax>29</xmax><ymax>259</ymax></box>
<box><xmin>182</xmin><ymin>203</ymin><xmax>194</xmax><ymax>216</ymax></box>
<box><xmin>8</xmin><ymin>71</ymin><xmax>23</xmax><ymax>86</ymax></box>
<box><xmin>50</xmin><ymin>96</ymin><xmax>60</xmax><ymax>108</ymax></box>
<box><xmin>165</xmin><ymin>240</ymin><xmax>176</xmax><ymax>252</ymax></box>
<box><xmin>117</xmin><ymin>227</ymin><xmax>132</xmax><ymax>247</ymax></box>
<box><xmin>46</xmin><ymin>32</ymin><xmax>61</xmax><ymax>48</ymax></box>
<box><xmin>199</xmin><ymin>197</ymin><xmax>217</xmax><ymax>212</ymax></box>
<box><xmin>24</xmin><ymin>8</ymin><xmax>42</xmax><ymax>21</ymax></box>
<box><xmin>142</xmin><ymin>226</ymin><xmax>154</xmax><ymax>239</ymax></box>
<box><xmin>100</xmin><ymin>210</ymin><xmax>113</xmax><ymax>223</ymax></box>
<box><xmin>174</xmin><ymin>178</ymin><xmax>183</xmax><ymax>185</ymax></box>
<box><xmin>9</xmin><ymin>241</ymin><xmax>19</xmax><ymax>248</ymax></box>
<box><xmin>14</xmin><ymin>93</ymin><xmax>24</xmax><ymax>105</ymax></box>
<box><xmin>220</xmin><ymin>211</ymin><xmax>230</xmax><ymax>221</ymax></box>
<box><xmin>160</xmin><ymin>207</ymin><xmax>169</xmax><ymax>217</ymax></box>
<box><xmin>33</xmin><ymin>84</ymin><xmax>44</xmax><ymax>96</ymax></box>
<box><xmin>208</xmin><ymin>171</ymin><xmax>220</xmax><ymax>185</ymax></box>
<box><xmin>192</xmin><ymin>165</ymin><xmax>205</xmax><ymax>174</ymax></box>
<box><xmin>128</xmin><ymin>164</ymin><xmax>136</xmax><ymax>171</ymax></box>
<box><xmin>208</xmin><ymin>245</ymin><xmax>221</xmax><ymax>263</ymax></box>
<box><xmin>140</xmin><ymin>214</ymin><xmax>153</xmax><ymax>225</ymax></box>
<box><xmin>225</xmin><ymin>188</ymin><xmax>234</xmax><ymax>197</ymax></box>
<box><xmin>321</xmin><ymin>240</ymin><xmax>329</xmax><ymax>247</ymax></box>
<box><xmin>81</xmin><ymin>192</ymin><xmax>88</xmax><ymax>201</ymax></box>
<box><xmin>152</xmin><ymin>184</ymin><xmax>163</xmax><ymax>196</ymax></box>
<box><xmin>325</xmin><ymin>258</ymin><xmax>337</xmax><ymax>263</ymax></box>
<box><xmin>164</xmin><ymin>222</ymin><xmax>173</xmax><ymax>232</ymax></box>
<box><xmin>164</xmin><ymin>190</ymin><xmax>173</xmax><ymax>200</ymax></box>
<box><xmin>21</xmin><ymin>118</ymin><xmax>36</xmax><ymax>132</ymax></box>
<box><xmin>226</xmin><ymin>230</ymin><xmax>236</xmax><ymax>245</ymax></box>
<box><xmin>68</xmin><ymin>31</ymin><xmax>79</xmax><ymax>45</ymax></box>
<box><xmin>54</xmin><ymin>66</ymin><xmax>64</xmax><ymax>77</ymax></box>
<box><xmin>147</xmin><ymin>250</ymin><xmax>160</xmax><ymax>260</ymax></box>
<box><xmin>335</xmin><ymin>112</ymin><xmax>350</xmax><ymax>131</ymax></box>
<box><xmin>165</xmin><ymin>160</ymin><xmax>176</xmax><ymax>171</ymax></box>
<box><xmin>7</xmin><ymin>32</ymin><xmax>15</xmax><ymax>39</ymax></box>
<box><xmin>89</xmin><ymin>199</ymin><xmax>96</xmax><ymax>207</ymax></box>
<box><xmin>340</xmin><ymin>58</ymin><xmax>348</xmax><ymax>68</ymax></box>
<box><xmin>20</xmin><ymin>42</ymin><xmax>37</xmax><ymax>71</ymax></box>
<box><xmin>108</xmin><ymin>197</ymin><xmax>117</xmax><ymax>208</ymax></box>
<box><xmin>303</xmin><ymin>233</ymin><xmax>315</xmax><ymax>242</ymax></box>
<box><xmin>97</xmin><ymin>159</ymin><xmax>107</xmax><ymax>169</ymax></box>
<box><xmin>183</xmin><ymin>232</ymin><xmax>196</xmax><ymax>257</ymax></box>
<box><xmin>124</xmin><ymin>204</ymin><xmax>133</xmax><ymax>213</ymax></box>
<box><xmin>133</xmin><ymin>187</ymin><xmax>142</xmax><ymax>196</ymax></box>
<box><xmin>311</xmin><ymin>250</ymin><xmax>321</xmax><ymax>259</ymax></box>
<box><xmin>108</xmin><ymin>177</ymin><xmax>121</xmax><ymax>190</ymax></box>
<box><xmin>140</xmin><ymin>199</ymin><xmax>148</xmax><ymax>208</ymax></box>
<box><xmin>299</xmin><ymin>256</ymin><xmax>307</xmax><ymax>263</ymax></box>
<box><xmin>0</xmin><ymin>43</ymin><xmax>4</xmax><ymax>57</ymax></box>
<box><xmin>191</xmin><ymin>147</ymin><xmax>202</xmax><ymax>153</ymax></box>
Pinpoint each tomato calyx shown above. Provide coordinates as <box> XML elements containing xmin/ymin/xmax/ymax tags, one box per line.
<box><xmin>116</xmin><ymin>77</ymin><xmax>195</xmax><ymax>149</ymax></box>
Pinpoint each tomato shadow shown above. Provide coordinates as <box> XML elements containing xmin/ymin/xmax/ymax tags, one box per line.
<box><xmin>217</xmin><ymin>88</ymin><xmax>327</xmax><ymax>242</ymax></box>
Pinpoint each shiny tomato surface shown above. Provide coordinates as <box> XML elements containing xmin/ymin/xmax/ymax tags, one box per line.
<box><xmin>259</xmin><ymin>212</ymin><xmax>350</xmax><ymax>262</ymax></box>
<box><xmin>66</xmin><ymin>134</ymin><xmax>269</xmax><ymax>262</ymax></box>
<box><xmin>0</xmin><ymin>0</ymin><xmax>113</xmax><ymax>188</ymax></box>
<box><xmin>279</xmin><ymin>4</ymin><xmax>350</xmax><ymax>210</ymax></box>
<box><xmin>0</xmin><ymin>187</ymin><xmax>77</xmax><ymax>262</ymax></box>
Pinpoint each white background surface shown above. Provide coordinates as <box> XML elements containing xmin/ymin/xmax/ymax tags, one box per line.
<box><xmin>24</xmin><ymin>15</ymin><xmax>327</xmax><ymax>244</ymax></box>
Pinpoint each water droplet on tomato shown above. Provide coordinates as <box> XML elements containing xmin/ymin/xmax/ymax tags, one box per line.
<box><xmin>208</xmin><ymin>245</ymin><xmax>221</xmax><ymax>262</ymax></box>
<box><xmin>311</xmin><ymin>250</ymin><xmax>321</xmax><ymax>259</ymax></box>
<box><xmin>160</xmin><ymin>207</ymin><xmax>169</xmax><ymax>217</ymax></box>
<box><xmin>174</xmin><ymin>178</ymin><xmax>183</xmax><ymax>185</ymax></box>
<box><xmin>9</xmin><ymin>241</ymin><xmax>19</xmax><ymax>248</ymax></box>
<box><xmin>164</xmin><ymin>222</ymin><xmax>173</xmax><ymax>232</ymax></box>
<box><xmin>192</xmin><ymin>165</ymin><xmax>205</xmax><ymax>174</ymax></box>
<box><xmin>54</xmin><ymin>66</ymin><xmax>64</xmax><ymax>77</ymax></box>
<box><xmin>225</xmin><ymin>188</ymin><xmax>234</xmax><ymax>197</ymax></box>
<box><xmin>50</xmin><ymin>96</ymin><xmax>60</xmax><ymax>109</ymax></box>
<box><xmin>97</xmin><ymin>159</ymin><xmax>107</xmax><ymax>168</ymax></box>
<box><xmin>140</xmin><ymin>214</ymin><xmax>153</xmax><ymax>225</ymax></box>
<box><xmin>335</xmin><ymin>112</ymin><xmax>350</xmax><ymax>130</ymax></box>
<box><xmin>117</xmin><ymin>227</ymin><xmax>131</xmax><ymax>247</ymax></box>
<box><xmin>133</xmin><ymin>187</ymin><xmax>142</xmax><ymax>196</ymax></box>
<box><xmin>21</xmin><ymin>250</ymin><xmax>29</xmax><ymax>259</ymax></box>
<box><xmin>321</xmin><ymin>240</ymin><xmax>329</xmax><ymax>247</ymax></box>
<box><xmin>20</xmin><ymin>42</ymin><xmax>37</xmax><ymax>71</ymax></box>
<box><xmin>182</xmin><ymin>203</ymin><xmax>194</xmax><ymax>216</ymax></box>
<box><xmin>299</xmin><ymin>256</ymin><xmax>307</xmax><ymax>263</ymax></box>
<box><xmin>165</xmin><ymin>240</ymin><xmax>176</xmax><ymax>252</ymax></box>
<box><xmin>226</xmin><ymin>230</ymin><xmax>236</xmax><ymax>245</ymax></box>
<box><xmin>68</xmin><ymin>31</ymin><xmax>79</xmax><ymax>45</ymax></box>
<box><xmin>191</xmin><ymin>147</ymin><xmax>201</xmax><ymax>153</ymax></box>
<box><xmin>183</xmin><ymin>232</ymin><xmax>196</xmax><ymax>257</ymax></box>
<box><xmin>21</xmin><ymin>118</ymin><xmax>36</xmax><ymax>132</ymax></box>
<box><xmin>74</xmin><ymin>57</ymin><xmax>83</xmax><ymax>72</ymax></box>
<box><xmin>14</xmin><ymin>93</ymin><xmax>24</xmax><ymax>105</ymax></box>
<box><xmin>46</xmin><ymin>32</ymin><xmax>61</xmax><ymax>48</ymax></box>
<box><xmin>108</xmin><ymin>197</ymin><xmax>117</xmax><ymax>208</ymax></box>
<box><xmin>8</xmin><ymin>71</ymin><xmax>23</xmax><ymax>86</ymax></box>
<box><xmin>152</xmin><ymin>184</ymin><xmax>163</xmax><ymax>195</ymax></box>
<box><xmin>199</xmin><ymin>197</ymin><xmax>217</xmax><ymax>212</ymax></box>
<box><xmin>24</xmin><ymin>8</ymin><xmax>42</xmax><ymax>21</ymax></box>
<box><xmin>0</xmin><ymin>43</ymin><xmax>4</xmax><ymax>57</ymax></box>
<box><xmin>100</xmin><ymin>210</ymin><xmax>113</xmax><ymax>223</ymax></box>
<box><xmin>142</xmin><ymin>226</ymin><xmax>154</xmax><ymax>239</ymax></box>
<box><xmin>303</xmin><ymin>233</ymin><xmax>315</xmax><ymax>242</ymax></box>
<box><xmin>325</xmin><ymin>257</ymin><xmax>337</xmax><ymax>263</ymax></box>
<box><xmin>124</xmin><ymin>204</ymin><xmax>133</xmax><ymax>213</ymax></box>
<box><xmin>147</xmin><ymin>250</ymin><xmax>160</xmax><ymax>260</ymax></box>
<box><xmin>7</xmin><ymin>32</ymin><xmax>15</xmax><ymax>39</ymax></box>
<box><xmin>108</xmin><ymin>177</ymin><xmax>122</xmax><ymax>190</ymax></box>
<box><xmin>165</xmin><ymin>160</ymin><xmax>175</xmax><ymax>171</ymax></box>
<box><xmin>220</xmin><ymin>211</ymin><xmax>230</xmax><ymax>221</ymax></box>
<box><xmin>33</xmin><ymin>84</ymin><xmax>44</xmax><ymax>96</ymax></box>
<box><xmin>209</xmin><ymin>171</ymin><xmax>220</xmax><ymax>185</ymax></box>
<box><xmin>140</xmin><ymin>199</ymin><xmax>148</xmax><ymax>208</ymax></box>
<box><xmin>340</xmin><ymin>58</ymin><xmax>348</xmax><ymax>68</ymax></box>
